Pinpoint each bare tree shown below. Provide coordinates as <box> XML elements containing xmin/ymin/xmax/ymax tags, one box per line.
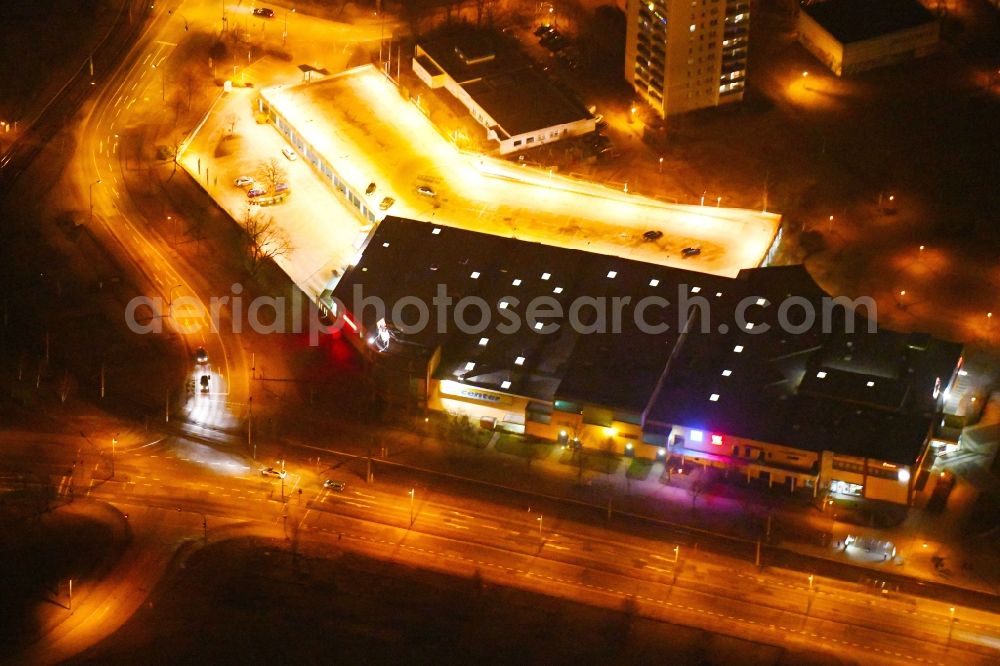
<box><xmin>160</xmin><ymin>135</ymin><xmax>184</xmax><ymax>179</ymax></box>
<box><xmin>243</xmin><ymin>209</ymin><xmax>292</xmax><ymax>275</ymax></box>
<box><xmin>689</xmin><ymin>478</ymin><xmax>705</xmax><ymax>510</ymax></box>
<box><xmin>180</xmin><ymin>66</ymin><xmax>200</xmax><ymax>111</ymax></box>
<box><xmin>256</xmin><ymin>158</ymin><xmax>288</xmax><ymax>193</ymax></box>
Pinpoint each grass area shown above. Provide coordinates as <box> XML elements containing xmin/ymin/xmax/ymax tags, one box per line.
<box><xmin>73</xmin><ymin>537</ymin><xmax>823</xmax><ymax>664</ymax></box>
<box><xmin>493</xmin><ymin>434</ymin><xmax>555</xmax><ymax>460</ymax></box>
<box><xmin>1</xmin><ymin>503</ymin><xmax>121</xmax><ymax>649</ymax></box>
<box><xmin>558</xmin><ymin>449</ymin><xmax>623</xmax><ymax>475</ymax></box>
<box><xmin>433</xmin><ymin>414</ymin><xmax>491</xmax><ymax>449</ymax></box>
<box><xmin>626</xmin><ymin>458</ymin><xmax>654</xmax><ymax>481</ymax></box>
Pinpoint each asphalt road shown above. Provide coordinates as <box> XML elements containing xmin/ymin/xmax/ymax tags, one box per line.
<box><xmin>4</xmin><ymin>430</ymin><xmax>999</xmax><ymax>665</ymax></box>
<box><xmin>79</xmin><ymin>0</ymin><xmax>251</xmax><ymax>434</ymax></box>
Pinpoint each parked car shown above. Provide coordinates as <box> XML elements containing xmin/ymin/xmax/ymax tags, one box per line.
<box><xmin>274</xmin><ymin>182</ymin><xmax>290</xmax><ymax>193</ymax></box>
<box><xmin>533</xmin><ymin>25</ymin><xmax>554</xmax><ymax>37</ymax></box>
<box><xmin>543</xmin><ymin>35</ymin><xmax>567</xmax><ymax>51</ymax></box>
<box><xmin>416</xmin><ymin>185</ymin><xmax>435</xmax><ymax>197</ymax></box>
<box><xmin>379</xmin><ymin>196</ymin><xmax>395</xmax><ymax>211</ymax></box>
<box><xmin>234</xmin><ymin>175</ymin><xmax>254</xmax><ymax>188</ymax></box>
<box><xmin>247</xmin><ymin>187</ymin><xmax>266</xmax><ymax>198</ymax></box>
<box><xmin>681</xmin><ymin>247</ymin><xmax>702</xmax><ymax>257</ymax></box>
<box><xmin>195</xmin><ymin>347</ymin><xmax>209</xmax><ymax>364</ymax></box>
<box><xmin>323</xmin><ymin>479</ymin><xmax>347</xmax><ymax>491</ymax></box>
<box><xmin>281</xmin><ymin>146</ymin><xmax>297</xmax><ymax>161</ymax></box>
<box><xmin>540</xmin><ymin>29</ymin><xmax>562</xmax><ymax>45</ymax></box>
<box><xmin>253</xmin><ymin>7</ymin><xmax>275</xmax><ymax>18</ymax></box>
<box><xmin>643</xmin><ymin>230</ymin><xmax>663</xmax><ymax>242</ymax></box>
<box><xmin>586</xmin><ymin>133</ymin><xmax>611</xmax><ymax>148</ymax></box>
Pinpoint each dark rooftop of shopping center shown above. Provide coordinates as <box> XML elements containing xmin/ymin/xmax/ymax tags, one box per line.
<box><xmin>334</xmin><ymin>217</ymin><xmax>963</xmax><ymax>462</ymax></box>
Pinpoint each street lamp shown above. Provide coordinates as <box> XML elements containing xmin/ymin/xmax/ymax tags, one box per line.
<box><xmin>152</xmin><ymin>64</ymin><xmax>164</xmax><ymax>101</ymax></box>
<box><xmin>537</xmin><ymin>514</ymin><xmax>543</xmax><ymax>540</ymax></box>
<box><xmin>89</xmin><ymin>179</ymin><xmax>102</xmax><ymax>224</ymax></box>
<box><xmin>283</xmin><ymin>7</ymin><xmax>295</xmax><ymax>45</ymax></box>
<box><xmin>168</xmin><ymin>283</ymin><xmax>183</xmax><ymax>316</ymax></box>
<box><xmin>408</xmin><ymin>488</ymin><xmax>415</xmax><ymax>526</ymax></box>
<box><xmin>177</xmin><ymin>507</ymin><xmax>208</xmax><ymax>543</ymax></box>
<box><xmin>111</xmin><ymin>433</ymin><xmax>118</xmax><ymax>478</ymax></box>
<box><xmin>808</xmin><ymin>574</ymin><xmax>814</xmax><ymax>591</ymax></box>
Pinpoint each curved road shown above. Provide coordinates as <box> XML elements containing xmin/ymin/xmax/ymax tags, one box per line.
<box><xmin>3</xmin><ymin>430</ymin><xmax>998</xmax><ymax>664</ymax></box>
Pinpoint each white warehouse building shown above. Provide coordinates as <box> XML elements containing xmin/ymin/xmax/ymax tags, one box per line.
<box><xmin>413</xmin><ymin>28</ymin><xmax>597</xmax><ymax>155</ymax></box>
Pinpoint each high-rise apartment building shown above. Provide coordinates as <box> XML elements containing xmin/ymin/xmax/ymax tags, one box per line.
<box><xmin>624</xmin><ymin>0</ymin><xmax>749</xmax><ymax>117</ymax></box>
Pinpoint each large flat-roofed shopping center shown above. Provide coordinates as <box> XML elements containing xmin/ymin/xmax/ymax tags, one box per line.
<box><xmin>257</xmin><ymin>64</ymin><xmax>782</xmax><ymax>299</ymax></box>
<box><xmin>331</xmin><ymin>217</ymin><xmax>964</xmax><ymax>507</ymax></box>
<box><xmin>247</xmin><ymin>58</ymin><xmax>957</xmax><ymax>509</ymax></box>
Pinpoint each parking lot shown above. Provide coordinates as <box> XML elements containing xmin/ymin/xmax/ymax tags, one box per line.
<box><xmin>178</xmin><ymin>86</ymin><xmax>369</xmax><ymax>299</ymax></box>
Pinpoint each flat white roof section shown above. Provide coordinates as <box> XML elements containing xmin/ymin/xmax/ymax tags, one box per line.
<box><xmin>260</xmin><ymin>65</ymin><xmax>781</xmax><ymax>277</ymax></box>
